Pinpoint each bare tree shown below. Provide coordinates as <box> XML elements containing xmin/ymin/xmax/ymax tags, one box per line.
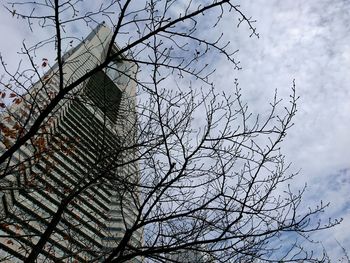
<box><xmin>0</xmin><ymin>0</ymin><xmax>339</xmax><ymax>262</ymax></box>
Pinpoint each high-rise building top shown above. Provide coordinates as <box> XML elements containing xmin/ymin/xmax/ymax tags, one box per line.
<box><xmin>0</xmin><ymin>25</ymin><xmax>141</xmax><ymax>262</ymax></box>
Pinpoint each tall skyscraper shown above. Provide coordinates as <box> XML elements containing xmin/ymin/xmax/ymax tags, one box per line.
<box><xmin>0</xmin><ymin>24</ymin><xmax>141</xmax><ymax>262</ymax></box>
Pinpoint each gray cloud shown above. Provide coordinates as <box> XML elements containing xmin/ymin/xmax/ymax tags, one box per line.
<box><xmin>214</xmin><ymin>0</ymin><xmax>350</xmax><ymax>257</ymax></box>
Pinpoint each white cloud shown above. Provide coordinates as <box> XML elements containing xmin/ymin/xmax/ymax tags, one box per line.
<box><xmin>213</xmin><ymin>0</ymin><xmax>350</xmax><ymax>257</ymax></box>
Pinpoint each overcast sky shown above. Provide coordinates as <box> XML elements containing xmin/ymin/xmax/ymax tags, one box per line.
<box><xmin>0</xmin><ymin>0</ymin><xmax>349</xmax><ymax>260</ymax></box>
<box><xmin>233</xmin><ymin>0</ymin><xmax>350</xmax><ymax>259</ymax></box>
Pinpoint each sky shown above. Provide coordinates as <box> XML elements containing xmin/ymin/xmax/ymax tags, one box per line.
<box><xmin>0</xmin><ymin>0</ymin><xmax>349</xmax><ymax>261</ymax></box>
<box><xmin>230</xmin><ymin>0</ymin><xmax>350</xmax><ymax>259</ymax></box>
